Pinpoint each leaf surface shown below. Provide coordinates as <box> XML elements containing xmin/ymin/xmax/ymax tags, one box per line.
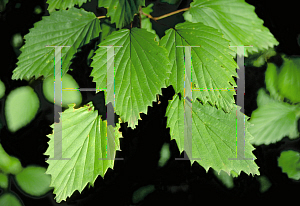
<box><xmin>249</xmin><ymin>95</ymin><xmax>300</xmax><ymax>145</ymax></box>
<box><xmin>5</xmin><ymin>86</ymin><xmax>40</xmax><ymax>133</ymax></box>
<box><xmin>98</xmin><ymin>0</ymin><xmax>145</xmax><ymax>28</ymax></box>
<box><xmin>159</xmin><ymin>22</ymin><xmax>237</xmax><ymax>112</ymax></box>
<box><xmin>184</xmin><ymin>0</ymin><xmax>279</xmax><ymax>57</ymax></box>
<box><xmin>0</xmin><ymin>193</ymin><xmax>22</xmax><ymax>206</ymax></box>
<box><xmin>44</xmin><ymin>102</ymin><xmax>121</xmax><ymax>203</ymax></box>
<box><xmin>166</xmin><ymin>94</ymin><xmax>259</xmax><ymax>176</ymax></box>
<box><xmin>12</xmin><ymin>8</ymin><xmax>101</xmax><ymax>81</ymax></box>
<box><xmin>15</xmin><ymin>166</ymin><xmax>52</xmax><ymax>197</ymax></box>
<box><xmin>278</xmin><ymin>150</ymin><xmax>300</xmax><ymax>180</ymax></box>
<box><xmin>46</xmin><ymin>0</ymin><xmax>91</xmax><ymax>13</ymax></box>
<box><xmin>91</xmin><ymin>28</ymin><xmax>171</xmax><ymax>129</ymax></box>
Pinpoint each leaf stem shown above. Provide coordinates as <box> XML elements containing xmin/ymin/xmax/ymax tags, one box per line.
<box><xmin>141</xmin><ymin>7</ymin><xmax>190</xmax><ymax>21</ymax></box>
<box><xmin>97</xmin><ymin>16</ymin><xmax>106</xmax><ymax>19</ymax></box>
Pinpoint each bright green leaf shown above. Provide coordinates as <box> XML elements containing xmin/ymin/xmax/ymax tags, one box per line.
<box><xmin>46</xmin><ymin>0</ymin><xmax>91</xmax><ymax>13</ymax></box>
<box><xmin>278</xmin><ymin>150</ymin><xmax>300</xmax><ymax>180</ymax></box>
<box><xmin>256</xmin><ymin>88</ymin><xmax>276</xmax><ymax>108</ymax></box>
<box><xmin>0</xmin><ymin>193</ymin><xmax>23</xmax><ymax>206</ymax></box>
<box><xmin>249</xmin><ymin>100</ymin><xmax>300</xmax><ymax>146</ymax></box>
<box><xmin>91</xmin><ymin>28</ymin><xmax>171</xmax><ymax>129</ymax></box>
<box><xmin>277</xmin><ymin>55</ymin><xmax>300</xmax><ymax>103</ymax></box>
<box><xmin>98</xmin><ymin>0</ymin><xmax>145</xmax><ymax>28</ymax></box>
<box><xmin>15</xmin><ymin>166</ymin><xmax>52</xmax><ymax>197</ymax></box>
<box><xmin>160</xmin><ymin>22</ymin><xmax>237</xmax><ymax>112</ymax></box>
<box><xmin>100</xmin><ymin>19</ymin><xmax>117</xmax><ymax>43</ymax></box>
<box><xmin>0</xmin><ymin>172</ymin><xmax>9</xmax><ymax>189</ymax></box>
<box><xmin>184</xmin><ymin>0</ymin><xmax>279</xmax><ymax>57</ymax></box>
<box><xmin>11</xmin><ymin>8</ymin><xmax>101</xmax><ymax>81</ymax></box>
<box><xmin>0</xmin><ymin>79</ymin><xmax>5</xmax><ymax>99</ymax></box>
<box><xmin>42</xmin><ymin>73</ymin><xmax>82</xmax><ymax>108</ymax></box>
<box><xmin>265</xmin><ymin>63</ymin><xmax>283</xmax><ymax>101</ymax></box>
<box><xmin>44</xmin><ymin>102</ymin><xmax>121</xmax><ymax>203</ymax></box>
<box><xmin>166</xmin><ymin>94</ymin><xmax>259</xmax><ymax>176</ymax></box>
<box><xmin>5</xmin><ymin>86</ymin><xmax>40</xmax><ymax>133</ymax></box>
<box><xmin>0</xmin><ymin>144</ymin><xmax>23</xmax><ymax>175</ymax></box>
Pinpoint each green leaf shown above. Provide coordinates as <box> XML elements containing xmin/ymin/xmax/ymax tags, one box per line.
<box><xmin>277</xmin><ymin>55</ymin><xmax>300</xmax><ymax>103</ymax></box>
<box><xmin>264</xmin><ymin>63</ymin><xmax>283</xmax><ymax>101</ymax></box>
<box><xmin>0</xmin><ymin>0</ymin><xmax>9</xmax><ymax>12</ymax></box>
<box><xmin>0</xmin><ymin>172</ymin><xmax>8</xmax><ymax>189</ymax></box>
<box><xmin>0</xmin><ymin>193</ymin><xmax>23</xmax><ymax>206</ymax></box>
<box><xmin>132</xmin><ymin>184</ymin><xmax>155</xmax><ymax>204</ymax></box>
<box><xmin>42</xmin><ymin>73</ymin><xmax>82</xmax><ymax>108</ymax></box>
<box><xmin>0</xmin><ymin>79</ymin><xmax>5</xmax><ymax>99</ymax></box>
<box><xmin>158</xmin><ymin>143</ymin><xmax>170</xmax><ymax>167</ymax></box>
<box><xmin>159</xmin><ymin>22</ymin><xmax>237</xmax><ymax>112</ymax></box>
<box><xmin>5</xmin><ymin>86</ymin><xmax>40</xmax><ymax>133</ymax></box>
<box><xmin>11</xmin><ymin>8</ymin><xmax>101</xmax><ymax>81</ymax></box>
<box><xmin>257</xmin><ymin>175</ymin><xmax>271</xmax><ymax>193</ymax></box>
<box><xmin>44</xmin><ymin>102</ymin><xmax>121</xmax><ymax>203</ymax></box>
<box><xmin>184</xmin><ymin>0</ymin><xmax>279</xmax><ymax>57</ymax></box>
<box><xmin>15</xmin><ymin>166</ymin><xmax>52</xmax><ymax>197</ymax></box>
<box><xmin>166</xmin><ymin>94</ymin><xmax>259</xmax><ymax>176</ymax></box>
<box><xmin>141</xmin><ymin>3</ymin><xmax>159</xmax><ymax>41</ymax></box>
<box><xmin>256</xmin><ymin>88</ymin><xmax>276</xmax><ymax>108</ymax></box>
<box><xmin>278</xmin><ymin>150</ymin><xmax>300</xmax><ymax>180</ymax></box>
<box><xmin>249</xmin><ymin>100</ymin><xmax>300</xmax><ymax>146</ymax></box>
<box><xmin>213</xmin><ymin>169</ymin><xmax>234</xmax><ymax>189</ymax></box>
<box><xmin>98</xmin><ymin>0</ymin><xmax>145</xmax><ymax>28</ymax></box>
<box><xmin>160</xmin><ymin>0</ymin><xmax>180</xmax><ymax>5</ymax></box>
<box><xmin>91</xmin><ymin>28</ymin><xmax>171</xmax><ymax>129</ymax></box>
<box><xmin>100</xmin><ymin>19</ymin><xmax>117</xmax><ymax>42</ymax></box>
<box><xmin>46</xmin><ymin>0</ymin><xmax>91</xmax><ymax>13</ymax></box>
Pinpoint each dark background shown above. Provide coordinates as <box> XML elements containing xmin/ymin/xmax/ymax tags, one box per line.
<box><xmin>0</xmin><ymin>0</ymin><xmax>300</xmax><ymax>205</ymax></box>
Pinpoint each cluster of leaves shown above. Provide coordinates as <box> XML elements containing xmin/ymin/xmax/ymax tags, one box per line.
<box><xmin>0</xmin><ymin>143</ymin><xmax>52</xmax><ymax>205</ymax></box>
<box><xmin>3</xmin><ymin>0</ymin><xmax>296</xmax><ymax>203</ymax></box>
<box><xmin>247</xmin><ymin>54</ymin><xmax>300</xmax><ymax>180</ymax></box>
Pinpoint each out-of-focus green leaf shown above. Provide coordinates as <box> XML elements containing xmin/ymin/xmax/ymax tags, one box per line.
<box><xmin>277</xmin><ymin>55</ymin><xmax>300</xmax><ymax>103</ymax></box>
<box><xmin>0</xmin><ymin>172</ymin><xmax>8</xmax><ymax>189</ymax></box>
<box><xmin>249</xmin><ymin>100</ymin><xmax>300</xmax><ymax>145</ymax></box>
<box><xmin>166</xmin><ymin>94</ymin><xmax>259</xmax><ymax>176</ymax></box>
<box><xmin>5</xmin><ymin>86</ymin><xmax>40</xmax><ymax>133</ymax></box>
<box><xmin>0</xmin><ymin>79</ymin><xmax>5</xmax><ymax>99</ymax></box>
<box><xmin>15</xmin><ymin>166</ymin><xmax>52</xmax><ymax>197</ymax></box>
<box><xmin>278</xmin><ymin>150</ymin><xmax>300</xmax><ymax>180</ymax></box>
<box><xmin>46</xmin><ymin>0</ymin><xmax>91</xmax><ymax>13</ymax></box>
<box><xmin>0</xmin><ymin>193</ymin><xmax>23</xmax><ymax>206</ymax></box>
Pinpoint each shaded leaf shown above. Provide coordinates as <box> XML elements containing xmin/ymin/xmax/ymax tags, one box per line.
<box><xmin>98</xmin><ymin>0</ymin><xmax>145</xmax><ymax>28</ymax></box>
<box><xmin>44</xmin><ymin>102</ymin><xmax>121</xmax><ymax>203</ymax></box>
